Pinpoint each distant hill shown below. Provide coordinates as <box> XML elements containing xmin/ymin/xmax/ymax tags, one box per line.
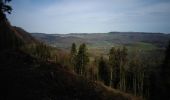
<box><xmin>31</xmin><ymin>32</ymin><xmax>170</xmax><ymax>56</ymax></box>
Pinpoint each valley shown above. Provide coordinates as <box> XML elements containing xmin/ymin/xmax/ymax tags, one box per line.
<box><xmin>32</xmin><ymin>32</ymin><xmax>170</xmax><ymax>57</ymax></box>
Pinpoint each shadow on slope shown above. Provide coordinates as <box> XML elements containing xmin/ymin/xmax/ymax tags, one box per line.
<box><xmin>0</xmin><ymin>50</ymin><xmax>139</xmax><ymax>100</ymax></box>
<box><xmin>0</xmin><ymin>17</ymin><xmax>140</xmax><ymax>100</ymax></box>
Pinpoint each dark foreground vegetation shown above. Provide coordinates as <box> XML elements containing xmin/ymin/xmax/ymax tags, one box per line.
<box><xmin>1</xmin><ymin>49</ymin><xmax>139</xmax><ymax>100</ymax></box>
<box><xmin>0</xmin><ymin>0</ymin><xmax>170</xmax><ymax>100</ymax></box>
<box><xmin>0</xmin><ymin>0</ymin><xmax>141</xmax><ymax>100</ymax></box>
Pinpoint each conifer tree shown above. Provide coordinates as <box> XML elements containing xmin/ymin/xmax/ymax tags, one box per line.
<box><xmin>119</xmin><ymin>47</ymin><xmax>128</xmax><ymax>91</ymax></box>
<box><xmin>98</xmin><ymin>56</ymin><xmax>111</xmax><ymax>86</ymax></box>
<box><xmin>70</xmin><ymin>43</ymin><xmax>77</xmax><ymax>71</ymax></box>
<box><xmin>0</xmin><ymin>0</ymin><xmax>12</xmax><ymax>20</ymax></box>
<box><xmin>109</xmin><ymin>46</ymin><xmax>128</xmax><ymax>90</ymax></box>
<box><xmin>76</xmin><ymin>43</ymin><xmax>89</xmax><ymax>75</ymax></box>
<box><xmin>109</xmin><ymin>47</ymin><xmax>120</xmax><ymax>88</ymax></box>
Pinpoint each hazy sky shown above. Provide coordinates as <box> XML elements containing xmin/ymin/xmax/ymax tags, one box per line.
<box><xmin>7</xmin><ymin>0</ymin><xmax>170</xmax><ymax>34</ymax></box>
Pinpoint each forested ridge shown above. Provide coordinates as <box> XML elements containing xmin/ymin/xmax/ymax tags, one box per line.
<box><xmin>0</xmin><ymin>0</ymin><xmax>170</xmax><ymax>100</ymax></box>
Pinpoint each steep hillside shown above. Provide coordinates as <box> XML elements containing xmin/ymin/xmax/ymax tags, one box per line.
<box><xmin>0</xmin><ymin>50</ymin><xmax>139</xmax><ymax>100</ymax></box>
<box><xmin>0</xmin><ymin>19</ymin><xmax>23</xmax><ymax>50</ymax></box>
<box><xmin>0</xmin><ymin>19</ymin><xmax>37</xmax><ymax>51</ymax></box>
<box><xmin>13</xmin><ymin>26</ymin><xmax>38</xmax><ymax>44</ymax></box>
<box><xmin>0</xmin><ymin>18</ymin><xmax>139</xmax><ymax>100</ymax></box>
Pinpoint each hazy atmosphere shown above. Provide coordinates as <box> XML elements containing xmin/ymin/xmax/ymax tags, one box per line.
<box><xmin>8</xmin><ymin>0</ymin><xmax>170</xmax><ymax>33</ymax></box>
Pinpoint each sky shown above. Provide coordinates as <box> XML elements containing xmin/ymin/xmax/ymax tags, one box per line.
<box><xmin>7</xmin><ymin>0</ymin><xmax>170</xmax><ymax>34</ymax></box>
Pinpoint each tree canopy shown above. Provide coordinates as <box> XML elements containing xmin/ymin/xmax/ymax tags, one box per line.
<box><xmin>0</xmin><ymin>0</ymin><xmax>12</xmax><ymax>19</ymax></box>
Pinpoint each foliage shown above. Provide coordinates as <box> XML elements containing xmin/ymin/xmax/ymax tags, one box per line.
<box><xmin>127</xmin><ymin>52</ymin><xmax>145</xmax><ymax>96</ymax></box>
<box><xmin>86</xmin><ymin>61</ymin><xmax>98</xmax><ymax>81</ymax></box>
<box><xmin>109</xmin><ymin>47</ymin><xmax>128</xmax><ymax>89</ymax></box>
<box><xmin>98</xmin><ymin>56</ymin><xmax>111</xmax><ymax>86</ymax></box>
<box><xmin>24</xmin><ymin>43</ymin><xmax>51</xmax><ymax>61</ymax></box>
<box><xmin>75</xmin><ymin>43</ymin><xmax>89</xmax><ymax>75</ymax></box>
<box><xmin>0</xmin><ymin>0</ymin><xmax>12</xmax><ymax>19</ymax></box>
<box><xmin>70</xmin><ymin>43</ymin><xmax>77</xmax><ymax>71</ymax></box>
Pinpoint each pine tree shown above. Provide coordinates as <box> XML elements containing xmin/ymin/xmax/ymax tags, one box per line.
<box><xmin>98</xmin><ymin>56</ymin><xmax>111</xmax><ymax>86</ymax></box>
<box><xmin>70</xmin><ymin>43</ymin><xmax>77</xmax><ymax>71</ymax></box>
<box><xmin>119</xmin><ymin>47</ymin><xmax>128</xmax><ymax>91</ymax></box>
<box><xmin>109</xmin><ymin>46</ymin><xmax>128</xmax><ymax>90</ymax></box>
<box><xmin>75</xmin><ymin>43</ymin><xmax>89</xmax><ymax>75</ymax></box>
<box><xmin>0</xmin><ymin>0</ymin><xmax>12</xmax><ymax>20</ymax></box>
<box><xmin>109</xmin><ymin>47</ymin><xmax>120</xmax><ymax>88</ymax></box>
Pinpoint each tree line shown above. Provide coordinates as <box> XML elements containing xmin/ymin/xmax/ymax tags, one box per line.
<box><xmin>22</xmin><ymin>37</ymin><xmax>170</xmax><ymax>100</ymax></box>
<box><xmin>2</xmin><ymin>0</ymin><xmax>170</xmax><ymax>99</ymax></box>
<box><xmin>69</xmin><ymin>43</ymin><xmax>149</xmax><ymax>98</ymax></box>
